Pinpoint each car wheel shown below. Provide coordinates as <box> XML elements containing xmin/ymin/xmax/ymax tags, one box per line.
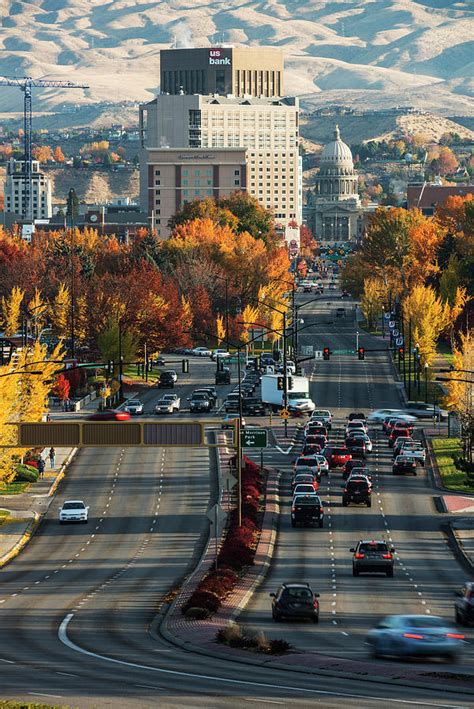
<box><xmin>313</xmin><ymin>615</ymin><xmax>319</xmax><ymax>624</ymax></box>
<box><xmin>59</xmin><ymin>520</ymin><xmax>64</xmax><ymax>525</ymax></box>
<box><xmin>367</xmin><ymin>499</ymin><xmax>372</xmax><ymax>507</ymax></box>
<box><xmin>83</xmin><ymin>519</ymin><xmax>88</xmax><ymax>524</ymax></box>
<box><xmin>291</xmin><ymin>520</ymin><xmax>296</xmax><ymax>527</ymax></box>
<box><xmin>319</xmin><ymin>519</ymin><xmax>324</xmax><ymax>528</ymax></box>
<box><xmin>386</xmin><ymin>568</ymin><xmax>394</xmax><ymax>578</ymax></box>
<box><xmin>372</xmin><ymin>640</ymin><xmax>383</xmax><ymax>659</ymax></box>
<box><xmin>353</xmin><ymin>568</ymin><xmax>359</xmax><ymax>577</ymax></box>
<box><xmin>272</xmin><ymin>612</ymin><xmax>281</xmax><ymax>622</ymax></box>
<box><xmin>342</xmin><ymin>499</ymin><xmax>348</xmax><ymax>507</ymax></box>
<box><xmin>455</xmin><ymin>608</ymin><xmax>464</xmax><ymax>626</ymax></box>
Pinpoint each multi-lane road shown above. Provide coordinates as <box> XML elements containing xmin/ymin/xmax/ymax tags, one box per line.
<box><xmin>0</xmin><ymin>288</ymin><xmax>473</xmax><ymax>707</ymax></box>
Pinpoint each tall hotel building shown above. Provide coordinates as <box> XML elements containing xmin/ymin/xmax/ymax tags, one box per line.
<box><xmin>139</xmin><ymin>47</ymin><xmax>301</xmax><ymax>238</ymax></box>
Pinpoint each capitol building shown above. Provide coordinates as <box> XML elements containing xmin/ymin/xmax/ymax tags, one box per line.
<box><xmin>304</xmin><ymin>125</ymin><xmax>364</xmax><ymax>243</ymax></box>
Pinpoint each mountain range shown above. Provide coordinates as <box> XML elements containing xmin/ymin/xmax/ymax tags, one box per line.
<box><xmin>1</xmin><ymin>0</ymin><xmax>473</xmax><ymax>120</ymax></box>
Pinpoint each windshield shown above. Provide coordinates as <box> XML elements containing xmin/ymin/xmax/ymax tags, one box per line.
<box><xmin>359</xmin><ymin>542</ymin><xmax>387</xmax><ymax>552</ymax></box>
<box><xmin>289</xmin><ymin>392</ymin><xmax>309</xmax><ymax>400</ymax></box>
<box><xmin>404</xmin><ymin>616</ymin><xmax>445</xmax><ymax>628</ymax></box>
<box><xmin>193</xmin><ymin>394</ymin><xmax>208</xmax><ymax>400</ymax></box>
<box><xmin>63</xmin><ymin>502</ymin><xmax>84</xmax><ymax>510</ymax></box>
<box><xmin>128</xmin><ymin>400</ymin><xmax>141</xmax><ymax>406</ymax></box>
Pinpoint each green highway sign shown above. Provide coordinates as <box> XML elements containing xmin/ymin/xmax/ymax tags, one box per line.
<box><xmin>241</xmin><ymin>429</ymin><xmax>268</xmax><ymax>448</ymax></box>
<box><xmin>332</xmin><ymin>349</ymin><xmax>355</xmax><ymax>355</ymax></box>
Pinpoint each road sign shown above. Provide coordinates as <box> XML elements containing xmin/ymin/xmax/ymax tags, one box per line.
<box><xmin>314</xmin><ymin>350</ymin><xmax>323</xmax><ymax>359</ymax></box>
<box><xmin>393</xmin><ymin>329</ymin><xmax>399</xmax><ymax>337</ymax></box>
<box><xmin>207</xmin><ymin>503</ymin><xmax>227</xmax><ymax>537</ymax></box>
<box><xmin>332</xmin><ymin>349</ymin><xmax>354</xmax><ymax>355</ymax></box>
<box><xmin>396</xmin><ymin>337</ymin><xmax>404</xmax><ymax>346</ymax></box>
<box><xmin>279</xmin><ymin>408</ymin><xmax>290</xmax><ymax>419</ymax></box>
<box><xmin>302</xmin><ymin>345</ymin><xmax>314</xmax><ymax>356</ymax></box>
<box><xmin>221</xmin><ymin>471</ymin><xmax>237</xmax><ymax>491</ymax></box>
<box><xmin>241</xmin><ymin>428</ymin><xmax>268</xmax><ymax>448</ymax></box>
<box><xmin>384</xmin><ymin>312</ymin><xmax>391</xmax><ymax>320</ymax></box>
<box><xmin>388</xmin><ymin>321</ymin><xmax>395</xmax><ymax>329</ymax></box>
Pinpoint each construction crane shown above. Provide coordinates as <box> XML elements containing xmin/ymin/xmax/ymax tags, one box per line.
<box><xmin>0</xmin><ymin>76</ymin><xmax>89</xmax><ymax>221</ymax></box>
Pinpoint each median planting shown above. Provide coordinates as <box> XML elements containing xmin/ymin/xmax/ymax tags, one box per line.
<box><xmin>183</xmin><ymin>456</ymin><xmax>264</xmax><ymax>618</ymax></box>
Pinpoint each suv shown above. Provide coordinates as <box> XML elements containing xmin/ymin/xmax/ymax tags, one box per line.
<box><xmin>342</xmin><ymin>476</ymin><xmax>371</xmax><ymax>507</ymax></box>
<box><xmin>189</xmin><ymin>392</ymin><xmax>211</xmax><ymax>412</ymax></box>
<box><xmin>389</xmin><ymin>427</ymin><xmax>411</xmax><ymax>447</ymax></box>
<box><xmin>242</xmin><ymin>398</ymin><xmax>266</xmax><ymax>415</ymax></box>
<box><xmin>399</xmin><ymin>440</ymin><xmax>426</xmax><ymax>466</ymax></box>
<box><xmin>270</xmin><ymin>582</ymin><xmax>320</xmax><ymax>622</ymax></box>
<box><xmin>351</xmin><ymin>540</ymin><xmax>395</xmax><ymax>577</ymax></box>
<box><xmin>215</xmin><ymin>367</ymin><xmax>231</xmax><ymax>384</ymax></box>
<box><xmin>393</xmin><ymin>455</ymin><xmax>417</xmax><ymax>475</ymax></box>
<box><xmin>158</xmin><ymin>371</ymin><xmax>175</xmax><ymax>388</ymax></box>
<box><xmin>346</xmin><ymin>437</ymin><xmax>367</xmax><ymax>458</ymax></box>
<box><xmin>454</xmin><ymin>582</ymin><xmax>474</xmax><ymax>626</ymax></box>
<box><xmin>224</xmin><ymin>393</ymin><xmax>242</xmax><ymax>412</ymax></box>
<box><xmin>311</xmin><ymin>409</ymin><xmax>332</xmax><ymax>430</ymax></box>
<box><xmin>291</xmin><ymin>494</ymin><xmax>324</xmax><ymax>528</ymax></box>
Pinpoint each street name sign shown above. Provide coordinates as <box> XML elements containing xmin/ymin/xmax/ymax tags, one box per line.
<box><xmin>242</xmin><ymin>429</ymin><xmax>268</xmax><ymax>448</ymax></box>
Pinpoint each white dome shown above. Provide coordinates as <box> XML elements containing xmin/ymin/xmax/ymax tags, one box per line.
<box><xmin>320</xmin><ymin>125</ymin><xmax>353</xmax><ymax>166</ymax></box>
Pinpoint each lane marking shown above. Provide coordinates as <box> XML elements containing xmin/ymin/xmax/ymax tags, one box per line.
<box><xmin>29</xmin><ymin>693</ymin><xmax>63</xmax><ymax>699</ymax></box>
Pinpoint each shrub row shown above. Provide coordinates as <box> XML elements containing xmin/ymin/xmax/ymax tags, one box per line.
<box><xmin>216</xmin><ymin>623</ymin><xmax>292</xmax><ymax>655</ymax></box>
<box><xmin>14</xmin><ymin>464</ymin><xmax>39</xmax><ymax>482</ymax></box>
<box><xmin>183</xmin><ymin>456</ymin><xmax>264</xmax><ymax>617</ymax></box>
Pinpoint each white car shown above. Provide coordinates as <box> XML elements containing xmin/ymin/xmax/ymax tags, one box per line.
<box><xmin>368</xmin><ymin>408</ymin><xmax>407</xmax><ymax>422</ymax></box>
<box><xmin>211</xmin><ymin>349</ymin><xmax>231</xmax><ymax>361</ymax></box>
<box><xmin>59</xmin><ymin>500</ymin><xmax>89</xmax><ymax>524</ymax></box>
<box><xmin>313</xmin><ymin>454</ymin><xmax>329</xmax><ymax>475</ymax></box>
<box><xmin>168</xmin><ymin>370</ymin><xmax>178</xmax><ymax>383</ymax></box>
<box><xmin>193</xmin><ymin>346</ymin><xmax>212</xmax><ymax>357</ymax></box>
<box><xmin>310</xmin><ymin>409</ymin><xmax>332</xmax><ymax>429</ymax></box>
<box><xmin>345</xmin><ymin>420</ymin><xmax>368</xmax><ymax>435</ymax></box>
<box><xmin>124</xmin><ymin>399</ymin><xmax>144</xmax><ymax>415</ymax></box>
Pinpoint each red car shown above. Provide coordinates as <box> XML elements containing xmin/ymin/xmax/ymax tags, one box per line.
<box><xmin>388</xmin><ymin>427</ymin><xmax>411</xmax><ymax>447</ymax></box>
<box><xmin>322</xmin><ymin>446</ymin><xmax>352</xmax><ymax>469</ymax></box>
<box><xmin>88</xmin><ymin>409</ymin><xmax>131</xmax><ymax>421</ymax></box>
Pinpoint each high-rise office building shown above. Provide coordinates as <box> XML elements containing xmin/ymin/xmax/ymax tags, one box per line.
<box><xmin>160</xmin><ymin>46</ymin><xmax>283</xmax><ymax>98</ymax></box>
<box><xmin>140</xmin><ymin>93</ymin><xmax>300</xmax><ymax>237</ymax></box>
<box><xmin>4</xmin><ymin>159</ymin><xmax>52</xmax><ymax>220</ymax></box>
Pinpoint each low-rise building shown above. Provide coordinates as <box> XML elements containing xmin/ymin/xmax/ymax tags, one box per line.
<box><xmin>407</xmin><ymin>182</ymin><xmax>474</xmax><ymax>214</ymax></box>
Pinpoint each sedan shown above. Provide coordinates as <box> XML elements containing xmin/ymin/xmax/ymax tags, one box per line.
<box><xmin>293</xmin><ymin>456</ymin><xmax>320</xmax><ymax>478</ymax></box>
<box><xmin>59</xmin><ymin>500</ymin><xmax>89</xmax><ymax>524</ymax></box>
<box><xmin>193</xmin><ymin>346</ymin><xmax>212</xmax><ymax>357</ymax></box>
<box><xmin>123</xmin><ymin>399</ymin><xmax>144</xmax><ymax>415</ymax></box>
<box><xmin>221</xmin><ymin>414</ymin><xmax>246</xmax><ymax>429</ymax></box>
<box><xmin>346</xmin><ymin>431</ymin><xmax>373</xmax><ymax>453</ymax></box>
<box><xmin>393</xmin><ymin>455</ymin><xmax>417</xmax><ymax>476</ymax></box>
<box><xmin>293</xmin><ymin>483</ymin><xmax>319</xmax><ymax>497</ymax></box>
<box><xmin>88</xmin><ymin>409</ymin><xmax>131</xmax><ymax>421</ymax></box>
<box><xmin>368</xmin><ymin>408</ymin><xmax>407</xmax><ymax>423</ymax></box>
<box><xmin>366</xmin><ymin>615</ymin><xmax>465</xmax><ymax>661</ymax></box>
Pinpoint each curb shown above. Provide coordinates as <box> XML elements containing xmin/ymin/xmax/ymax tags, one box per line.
<box><xmin>445</xmin><ymin>522</ymin><xmax>474</xmax><ymax>573</ymax></box>
<box><xmin>0</xmin><ymin>511</ymin><xmax>41</xmax><ymax>570</ymax></box>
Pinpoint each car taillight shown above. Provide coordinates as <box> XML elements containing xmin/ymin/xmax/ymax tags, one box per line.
<box><xmin>291</xmin><ymin>507</ymin><xmax>295</xmax><ymax>513</ymax></box>
<box><xmin>320</xmin><ymin>507</ymin><xmax>324</xmax><ymax>513</ymax></box>
<box><xmin>344</xmin><ymin>488</ymin><xmax>348</xmax><ymax>493</ymax></box>
<box><xmin>382</xmin><ymin>553</ymin><xmax>392</xmax><ymax>559</ymax></box>
<box><xmin>313</xmin><ymin>600</ymin><xmax>319</xmax><ymax>609</ymax></box>
<box><xmin>446</xmin><ymin>633</ymin><xmax>464</xmax><ymax>639</ymax></box>
<box><xmin>355</xmin><ymin>552</ymin><xmax>364</xmax><ymax>559</ymax></box>
<box><xmin>403</xmin><ymin>633</ymin><xmax>424</xmax><ymax>640</ymax></box>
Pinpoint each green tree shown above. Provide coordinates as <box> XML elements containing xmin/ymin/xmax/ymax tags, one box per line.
<box><xmin>97</xmin><ymin>317</ymin><xmax>138</xmax><ymax>378</ymax></box>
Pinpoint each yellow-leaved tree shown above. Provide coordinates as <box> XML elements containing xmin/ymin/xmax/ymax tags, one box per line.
<box><xmin>216</xmin><ymin>314</ymin><xmax>226</xmax><ymax>347</ymax></box>
<box><xmin>402</xmin><ymin>285</ymin><xmax>451</xmax><ymax>365</ymax></box>
<box><xmin>27</xmin><ymin>288</ymin><xmax>47</xmax><ymax>338</ymax></box>
<box><xmin>0</xmin><ymin>367</ymin><xmax>21</xmax><ymax>483</ymax></box>
<box><xmin>360</xmin><ymin>278</ymin><xmax>384</xmax><ymax>328</ymax></box>
<box><xmin>444</xmin><ymin>329</ymin><xmax>474</xmax><ymax>463</ymax></box>
<box><xmin>50</xmin><ymin>283</ymin><xmax>70</xmax><ymax>339</ymax></box>
<box><xmin>1</xmin><ymin>286</ymin><xmax>24</xmax><ymax>336</ymax></box>
<box><xmin>239</xmin><ymin>303</ymin><xmax>260</xmax><ymax>344</ymax></box>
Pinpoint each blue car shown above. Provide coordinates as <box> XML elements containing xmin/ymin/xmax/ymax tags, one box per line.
<box><xmin>366</xmin><ymin>615</ymin><xmax>465</xmax><ymax>661</ymax></box>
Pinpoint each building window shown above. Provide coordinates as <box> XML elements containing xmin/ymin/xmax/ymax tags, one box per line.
<box><xmin>183</xmin><ymin>169</ymin><xmax>189</xmax><ymax>176</ymax></box>
<box><xmin>195</xmin><ymin>190</ymin><xmax>201</xmax><ymax>196</ymax></box>
<box><xmin>183</xmin><ymin>189</ymin><xmax>189</xmax><ymax>196</ymax></box>
<box><xmin>234</xmin><ymin>169</ymin><xmax>240</xmax><ymax>176</ymax></box>
<box><xmin>194</xmin><ymin>170</ymin><xmax>201</xmax><ymax>176</ymax></box>
<box><xmin>183</xmin><ymin>179</ymin><xmax>188</xmax><ymax>186</ymax></box>
<box><xmin>234</xmin><ymin>180</ymin><xmax>240</xmax><ymax>186</ymax></box>
<box><xmin>155</xmin><ymin>170</ymin><xmax>160</xmax><ymax>176</ymax></box>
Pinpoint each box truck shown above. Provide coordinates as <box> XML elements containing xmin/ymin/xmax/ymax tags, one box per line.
<box><xmin>260</xmin><ymin>374</ymin><xmax>315</xmax><ymax>413</ymax></box>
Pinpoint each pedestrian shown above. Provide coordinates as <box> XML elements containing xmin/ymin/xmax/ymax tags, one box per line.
<box><xmin>46</xmin><ymin>413</ymin><xmax>51</xmax><ymax>422</ymax></box>
<box><xmin>37</xmin><ymin>456</ymin><xmax>45</xmax><ymax>479</ymax></box>
<box><xmin>49</xmin><ymin>447</ymin><xmax>56</xmax><ymax>469</ymax></box>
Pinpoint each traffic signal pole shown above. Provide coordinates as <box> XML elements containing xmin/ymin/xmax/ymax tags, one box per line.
<box><xmin>283</xmin><ymin>312</ymin><xmax>288</xmax><ymax>437</ymax></box>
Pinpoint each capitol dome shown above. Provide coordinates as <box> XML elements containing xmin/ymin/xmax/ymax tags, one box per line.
<box><xmin>320</xmin><ymin>125</ymin><xmax>354</xmax><ymax>167</ymax></box>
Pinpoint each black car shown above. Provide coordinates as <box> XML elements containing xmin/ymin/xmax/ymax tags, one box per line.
<box><xmin>270</xmin><ymin>582</ymin><xmax>320</xmax><ymax>622</ymax></box>
<box><xmin>342</xmin><ymin>477</ymin><xmax>371</xmax><ymax>507</ymax></box>
<box><xmin>346</xmin><ymin>437</ymin><xmax>367</xmax><ymax>458</ymax></box>
<box><xmin>215</xmin><ymin>367</ymin><xmax>231</xmax><ymax>384</ymax></box>
<box><xmin>242</xmin><ymin>397</ymin><xmax>267</xmax><ymax>415</ymax></box>
<box><xmin>392</xmin><ymin>455</ymin><xmax>417</xmax><ymax>476</ymax></box>
<box><xmin>224</xmin><ymin>393</ymin><xmax>242</xmax><ymax>412</ymax></box>
<box><xmin>455</xmin><ymin>582</ymin><xmax>474</xmax><ymax>626</ymax></box>
<box><xmin>348</xmin><ymin>412</ymin><xmax>367</xmax><ymax>422</ymax></box>
<box><xmin>343</xmin><ymin>464</ymin><xmax>368</xmax><ymax>481</ymax></box>
<box><xmin>351</xmin><ymin>540</ymin><xmax>395</xmax><ymax>577</ymax></box>
<box><xmin>158</xmin><ymin>371</ymin><xmax>174</xmax><ymax>388</ymax></box>
<box><xmin>291</xmin><ymin>494</ymin><xmax>324</xmax><ymax>528</ymax></box>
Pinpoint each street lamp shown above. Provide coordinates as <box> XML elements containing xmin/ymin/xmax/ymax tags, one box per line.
<box><xmin>424</xmin><ymin>363</ymin><xmax>429</xmax><ymax>404</ymax></box>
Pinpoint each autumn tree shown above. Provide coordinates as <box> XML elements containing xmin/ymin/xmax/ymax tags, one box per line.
<box><xmin>50</xmin><ymin>283</ymin><xmax>70</xmax><ymax>339</ymax></box>
<box><xmin>402</xmin><ymin>285</ymin><xmax>451</xmax><ymax>365</ymax></box>
<box><xmin>216</xmin><ymin>314</ymin><xmax>226</xmax><ymax>347</ymax></box>
<box><xmin>360</xmin><ymin>278</ymin><xmax>383</xmax><ymax>328</ymax></box>
<box><xmin>444</xmin><ymin>329</ymin><xmax>474</xmax><ymax>463</ymax></box>
<box><xmin>53</xmin><ymin>373</ymin><xmax>70</xmax><ymax>403</ymax></box>
<box><xmin>32</xmin><ymin>145</ymin><xmax>53</xmax><ymax>163</ymax></box>
<box><xmin>1</xmin><ymin>286</ymin><xmax>24</xmax><ymax>336</ymax></box>
<box><xmin>53</xmin><ymin>146</ymin><xmax>65</xmax><ymax>163</ymax></box>
<box><xmin>97</xmin><ymin>316</ymin><xmax>138</xmax><ymax>378</ymax></box>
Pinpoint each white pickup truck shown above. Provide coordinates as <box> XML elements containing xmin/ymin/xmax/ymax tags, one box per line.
<box><xmin>154</xmin><ymin>393</ymin><xmax>180</xmax><ymax>414</ymax></box>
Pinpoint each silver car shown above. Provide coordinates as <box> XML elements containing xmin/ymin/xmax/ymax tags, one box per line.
<box><xmin>124</xmin><ymin>399</ymin><xmax>143</xmax><ymax>415</ymax></box>
<box><xmin>366</xmin><ymin>615</ymin><xmax>465</xmax><ymax>661</ymax></box>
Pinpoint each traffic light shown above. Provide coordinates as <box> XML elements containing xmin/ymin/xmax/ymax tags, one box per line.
<box><xmin>288</xmin><ymin>376</ymin><xmax>293</xmax><ymax>390</ymax></box>
<box><xmin>277</xmin><ymin>376</ymin><xmax>284</xmax><ymax>391</ymax></box>
<box><xmin>323</xmin><ymin>347</ymin><xmax>330</xmax><ymax>360</ymax></box>
<box><xmin>182</xmin><ymin>358</ymin><xmax>189</xmax><ymax>374</ymax></box>
<box><xmin>107</xmin><ymin>360</ymin><xmax>114</xmax><ymax>375</ymax></box>
<box><xmin>358</xmin><ymin>347</ymin><xmax>365</xmax><ymax>360</ymax></box>
<box><xmin>398</xmin><ymin>347</ymin><xmax>405</xmax><ymax>360</ymax></box>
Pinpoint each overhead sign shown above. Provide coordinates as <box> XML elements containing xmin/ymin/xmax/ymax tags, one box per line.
<box><xmin>241</xmin><ymin>429</ymin><xmax>268</xmax><ymax>448</ymax></box>
<box><xmin>396</xmin><ymin>337</ymin><xmax>404</xmax><ymax>346</ymax></box>
<box><xmin>332</xmin><ymin>349</ymin><xmax>354</xmax><ymax>355</ymax></box>
<box><xmin>302</xmin><ymin>345</ymin><xmax>314</xmax><ymax>356</ymax></box>
<box><xmin>314</xmin><ymin>350</ymin><xmax>323</xmax><ymax>359</ymax></box>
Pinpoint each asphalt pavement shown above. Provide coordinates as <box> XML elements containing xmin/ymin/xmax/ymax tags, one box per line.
<box><xmin>0</xmin><ymin>297</ymin><xmax>473</xmax><ymax>707</ymax></box>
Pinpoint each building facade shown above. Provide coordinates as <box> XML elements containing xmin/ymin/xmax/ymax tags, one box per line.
<box><xmin>139</xmin><ymin>93</ymin><xmax>301</xmax><ymax>237</ymax></box>
<box><xmin>160</xmin><ymin>46</ymin><xmax>283</xmax><ymax>98</ymax></box>
<box><xmin>407</xmin><ymin>181</ymin><xmax>474</xmax><ymax>215</ymax></box>
<box><xmin>142</xmin><ymin>148</ymin><xmax>247</xmax><ymax>234</ymax></box>
<box><xmin>4</xmin><ymin>159</ymin><xmax>52</xmax><ymax>220</ymax></box>
<box><xmin>305</xmin><ymin>126</ymin><xmax>363</xmax><ymax>242</ymax></box>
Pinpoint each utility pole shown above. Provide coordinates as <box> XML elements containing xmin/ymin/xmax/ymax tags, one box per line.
<box><xmin>118</xmin><ymin>319</ymin><xmax>123</xmax><ymax>400</ymax></box>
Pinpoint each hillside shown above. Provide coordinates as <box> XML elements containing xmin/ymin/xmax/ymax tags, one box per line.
<box><xmin>0</xmin><ymin>0</ymin><xmax>473</xmax><ymax>122</ymax></box>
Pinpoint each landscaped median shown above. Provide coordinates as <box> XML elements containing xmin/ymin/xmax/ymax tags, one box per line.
<box><xmin>182</xmin><ymin>455</ymin><xmax>265</xmax><ymax>620</ymax></box>
<box><xmin>431</xmin><ymin>438</ymin><xmax>474</xmax><ymax>494</ymax></box>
